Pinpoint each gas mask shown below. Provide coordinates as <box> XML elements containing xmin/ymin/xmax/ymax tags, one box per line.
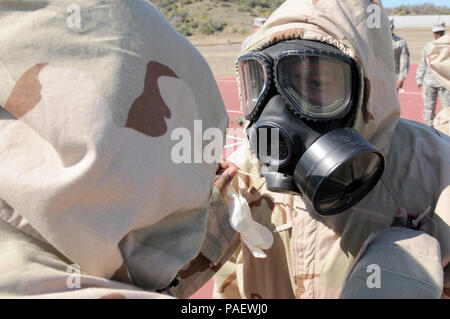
<box><xmin>237</xmin><ymin>39</ymin><xmax>385</xmax><ymax>215</ymax></box>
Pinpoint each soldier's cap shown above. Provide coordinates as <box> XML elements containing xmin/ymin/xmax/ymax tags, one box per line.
<box><xmin>432</xmin><ymin>22</ymin><xmax>446</xmax><ymax>33</ymax></box>
<box><xmin>389</xmin><ymin>17</ymin><xmax>394</xmax><ymax>28</ymax></box>
<box><xmin>254</xmin><ymin>17</ymin><xmax>266</xmax><ymax>27</ymax></box>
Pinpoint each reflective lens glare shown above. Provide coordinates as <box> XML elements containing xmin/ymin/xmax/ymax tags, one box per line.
<box><xmin>277</xmin><ymin>55</ymin><xmax>353</xmax><ymax>120</ymax></box>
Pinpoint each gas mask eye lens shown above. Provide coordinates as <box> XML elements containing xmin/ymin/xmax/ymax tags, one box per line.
<box><xmin>275</xmin><ymin>54</ymin><xmax>355</xmax><ymax>120</ymax></box>
<box><xmin>237</xmin><ymin>54</ymin><xmax>271</xmax><ymax>119</ymax></box>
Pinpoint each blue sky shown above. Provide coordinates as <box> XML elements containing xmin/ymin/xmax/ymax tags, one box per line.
<box><xmin>383</xmin><ymin>0</ymin><xmax>450</xmax><ymax>8</ymax></box>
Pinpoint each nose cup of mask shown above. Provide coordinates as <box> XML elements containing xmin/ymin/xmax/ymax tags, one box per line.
<box><xmin>294</xmin><ymin>128</ymin><xmax>385</xmax><ymax>216</ymax></box>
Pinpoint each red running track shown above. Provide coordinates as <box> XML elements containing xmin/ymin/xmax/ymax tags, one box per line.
<box><xmin>189</xmin><ymin>63</ymin><xmax>442</xmax><ymax>299</ymax></box>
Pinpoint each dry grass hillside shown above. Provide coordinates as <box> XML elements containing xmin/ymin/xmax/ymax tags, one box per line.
<box><xmin>151</xmin><ymin>0</ymin><xmax>284</xmax><ymax>37</ymax></box>
<box><xmin>148</xmin><ymin>1</ymin><xmax>450</xmax><ymax>76</ymax></box>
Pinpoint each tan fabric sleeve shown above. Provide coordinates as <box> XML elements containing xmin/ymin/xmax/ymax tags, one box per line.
<box><xmin>0</xmin><ymin>220</ymin><xmax>170</xmax><ymax>299</ymax></box>
<box><xmin>213</xmin><ymin>248</ymin><xmax>243</xmax><ymax>299</ymax></box>
<box><xmin>172</xmin><ymin>187</ymin><xmax>240</xmax><ymax>298</ymax></box>
<box><xmin>0</xmin><ymin>188</ymin><xmax>240</xmax><ymax>299</ymax></box>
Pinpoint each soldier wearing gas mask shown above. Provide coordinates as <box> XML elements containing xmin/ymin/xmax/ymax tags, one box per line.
<box><xmin>213</xmin><ymin>0</ymin><xmax>450</xmax><ymax>299</ymax></box>
<box><xmin>239</xmin><ymin>39</ymin><xmax>385</xmax><ymax>216</ymax></box>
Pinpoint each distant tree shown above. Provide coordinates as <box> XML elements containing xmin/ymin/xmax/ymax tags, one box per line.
<box><xmin>386</xmin><ymin>3</ymin><xmax>450</xmax><ymax>15</ymax></box>
<box><xmin>149</xmin><ymin>0</ymin><xmax>301</xmax><ymax>36</ymax></box>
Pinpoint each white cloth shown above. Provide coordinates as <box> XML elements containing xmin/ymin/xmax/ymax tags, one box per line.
<box><xmin>225</xmin><ymin>184</ymin><xmax>273</xmax><ymax>258</ymax></box>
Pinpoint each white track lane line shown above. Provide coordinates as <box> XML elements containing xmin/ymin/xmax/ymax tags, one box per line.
<box><xmin>402</xmin><ymin>92</ymin><xmax>422</xmax><ymax>95</ymax></box>
<box><xmin>224</xmin><ymin>141</ymin><xmax>245</xmax><ymax>149</ymax></box>
<box><xmin>227</xmin><ymin>110</ymin><xmax>243</xmax><ymax>113</ymax></box>
<box><xmin>226</xmin><ymin>135</ymin><xmax>245</xmax><ymax>141</ymax></box>
<box><xmin>397</xmin><ymin>89</ymin><xmax>422</xmax><ymax>95</ymax></box>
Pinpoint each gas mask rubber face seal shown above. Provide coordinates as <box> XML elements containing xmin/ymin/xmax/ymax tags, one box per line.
<box><xmin>238</xmin><ymin>39</ymin><xmax>386</xmax><ymax>216</ymax></box>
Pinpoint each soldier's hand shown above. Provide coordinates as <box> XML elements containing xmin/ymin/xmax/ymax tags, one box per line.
<box><xmin>215</xmin><ymin>162</ymin><xmax>238</xmax><ymax>195</ymax></box>
<box><xmin>417</xmin><ymin>84</ymin><xmax>423</xmax><ymax>89</ymax></box>
<box><xmin>396</xmin><ymin>80</ymin><xmax>404</xmax><ymax>90</ymax></box>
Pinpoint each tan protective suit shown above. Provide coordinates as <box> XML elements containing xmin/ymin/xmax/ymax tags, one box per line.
<box><xmin>0</xmin><ymin>0</ymin><xmax>449</xmax><ymax>300</ymax></box>
<box><xmin>212</xmin><ymin>0</ymin><xmax>450</xmax><ymax>299</ymax></box>
<box><xmin>0</xmin><ymin>0</ymin><xmax>232</xmax><ymax>298</ymax></box>
<box><xmin>429</xmin><ymin>34</ymin><xmax>450</xmax><ymax>134</ymax></box>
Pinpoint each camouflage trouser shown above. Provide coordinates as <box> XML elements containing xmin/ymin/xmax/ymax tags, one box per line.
<box><xmin>422</xmin><ymin>85</ymin><xmax>450</xmax><ymax>126</ymax></box>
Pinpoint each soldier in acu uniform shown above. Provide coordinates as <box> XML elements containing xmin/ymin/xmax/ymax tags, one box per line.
<box><xmin>390</xmin><ymin>18</ymin><xmax>410</xmax><ymax>92</ymax></box>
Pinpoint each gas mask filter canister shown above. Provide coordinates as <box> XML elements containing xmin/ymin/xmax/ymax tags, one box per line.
<box><xmin>238</xmin><ymin>40</ymin><xmax>385</xmax><ymax>216</ymax></box>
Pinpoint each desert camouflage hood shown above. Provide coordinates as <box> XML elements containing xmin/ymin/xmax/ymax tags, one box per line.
<box><xmin>240</xmin><ymin>0</ymin><xmax>400</xmax><ymax>152</ymax></box>
<box><xmin>0</xmin><ymin>0</ymin><xmax>227</xmax><ymax>290</ymax></box>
